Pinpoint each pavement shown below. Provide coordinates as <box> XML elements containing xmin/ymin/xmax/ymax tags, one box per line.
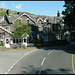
<box><xmin>0</xmin><ymin>46</ymin><xmax>38</xmax><ymax>74</ymax></box>
<box><xmin>0</xmin><ymin>46</ymin><xmax>37</xmax><ymax>51</ymax></box>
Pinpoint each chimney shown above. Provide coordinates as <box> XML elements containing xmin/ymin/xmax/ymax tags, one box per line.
<box><xmin>17</xmin><ymin>12</ymin><xmax>20</xmax><ymax>15</ymax></box>
<box><xmin>6</xmin><ymin>9</ymin><xmax>10</xmax><ymax>16</ymax></box>
<box><xmin>57</xmin><ymin>11</ymin><xmax>60</xmax><ymax>17</ymax></box>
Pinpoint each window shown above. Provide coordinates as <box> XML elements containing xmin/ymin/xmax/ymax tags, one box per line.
<box><xmin>19</xmin><ymin>20</ymin><xmax>21</xmax><ymax>23</ymax></box>
<box><xmin>6</xmin><ymin>39</ymin><xmax>9</xmax><ymax>44</ymax></box>
<box><xmin>37</xmin><ymin>34</ymin><xmax>39</xmax><ymax>39</ymax></box>
<box><xmin>0</xmin><ymin>33</ymin><xmax>5</xmax><ymax>38</ymax></box>
<box><xmin>44</xmin><ymin>26</ymin><xmax>48</xmax><ymax>32</ymax></box>
<box><xmin>27</xmin><ymin>18</ymin><xmax>29</xmax><ymax>23</ymax></box>
<box><xmin>18</xmin><ymin>18</ymin><xmax>22</xmax><ymax>23</ymax></box>
<box><xmin>44</xmin><ymin>36</ymin><xmax>48</xmax><ymax>42</ymax></box>
<box><xmin>13</xmin><ymin>38</ymin><xmax>15</xmax><ymax>43</ymax></box>
<box><xmin>2</xmin><ymin>32</ymin><xmax>5</xmax><ymax>36</ymax></box>
<box><xmin>52</xmin><ymin>24</ymin><xmax>59</xmax><ymax>31</ymax></box>
<box><xmin>16</xmin><ymin>39</ymin><xmax>18</xmax><ymax>43</ymax></box>
<box><xmin>0</xmin><ymin>33</ymin><xmax>1</xmax><ymax>38</ymax></box>
<box><xmin>6</xmin><ymin>26</ymin><xmax>10</xmax><ymax>31</ymax></box>
<box><xmin>24</xmin><ymin>39</ymin><xmax>26</xmax><ymax>42</ymax></box>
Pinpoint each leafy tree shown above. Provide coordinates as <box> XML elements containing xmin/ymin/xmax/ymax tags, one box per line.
<box><xmin>12</xmin><ymin>23</ymin><xmax>32</xmax><ymax>38</ymax></box>
<box><xmin>62</xmin><ymin>0</ymin><xmax>75</xmax><ymax>29</ymax></box>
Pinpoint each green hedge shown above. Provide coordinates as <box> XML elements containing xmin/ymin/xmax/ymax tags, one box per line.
<box><xmin>29</xmin><ymin>37</ymin><xmax>68</xmax><ymax>47</ymax></box>
<box><xmin>35</xmin><ymin>40</ymin><xmax>68</xmax><ymax>47</ymax></box>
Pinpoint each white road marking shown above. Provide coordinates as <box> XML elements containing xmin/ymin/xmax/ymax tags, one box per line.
<box><xmin>47</xmin><ymin>51</ymin><xmax>53</xmax><ymax>55</ymax></box>
<box><xmin>5</xmin><ymin>49</ymin><xmax>38</xmax><ymax>74</ymax></box>
<box><xmin>39</xmin><ymin>50</ymin><xmax>54</xmax><ymax>74</ymax></box>
<box><xmin>41</xmin><ymin>57</ymin><xmax>46</xmax><ymax>66</ymax></box>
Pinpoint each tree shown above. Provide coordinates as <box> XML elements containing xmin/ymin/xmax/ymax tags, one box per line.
<box><xmin>12</xmin><ymin>23</ymin><xmax>32</xmax><ymax>38</ymax></box>
<box><xmin>62</xmin><ymin>0</ymin><xmax>75</xmax><ymax>29</ymax></box>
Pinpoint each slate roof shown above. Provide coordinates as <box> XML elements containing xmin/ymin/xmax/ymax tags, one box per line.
<box><xmin>0</xmin><ymin>16</ymin><xmax>4</xmax><ymax>21</ymax></box>
<box><xmin>5</xmin><ymin>14</ymin><xmax>19</xmax><ymax>24</ymax></box>
<box><xmin>30</xmin><ymin>14</ymin><xmax>63</xmax><ymax>24</ymax></box>
<box><xmin>0</xmin><ymin>26</ymin><xmax>12</xmax><ymax>35</ymax></box>
<box><xmin>0</xmin><ymin>11</ymin><xmax>63</xmax><ymax>25</ymax></box>
<box><xmin>2</xmin><ymin>20</ymin><xmax>8</xmax><ymax>25</ymax></box>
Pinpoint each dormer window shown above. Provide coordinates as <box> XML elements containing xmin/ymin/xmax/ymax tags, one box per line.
<box><xmin>44</xmin><ymin>18</ymin><xmax>47</xmax><ymax>22</ymax></box>
<box><xmin>37</xmin><ymin>17</ymin><xmax>43</xmax><ymax>24</ymax></box>
<box><xmin>44</xmin><ymin>18</ymin><xmax>49</xmax><ymax>24</ymax></box>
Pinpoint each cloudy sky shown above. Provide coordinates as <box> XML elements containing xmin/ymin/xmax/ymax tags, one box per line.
<box><xmin>0</xmin><ymin>1</ymin><xmax>65</xmax><ymax>16</ymax></box>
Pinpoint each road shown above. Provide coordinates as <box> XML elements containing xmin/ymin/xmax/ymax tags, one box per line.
<box><xmin>7</xmin><ymin>45</ymin><xmax>75</xmax><ymax>74</ymax></box>
<box><xmin>0</xmin><ymin>48</ymin><xmax>38</xmax><ymax>74</ymax></box>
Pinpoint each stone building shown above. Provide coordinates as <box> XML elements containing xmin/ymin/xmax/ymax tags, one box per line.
<box><xmin>0</xmin><ymin>9</ymin><xmax>66</xmax><ymax>47</ymax></box>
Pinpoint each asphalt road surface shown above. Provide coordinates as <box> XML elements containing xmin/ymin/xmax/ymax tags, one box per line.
<box><xmin>7</xmin><ymin>45</ymin><xmax>75</xmax><ymax>74</ymax></box>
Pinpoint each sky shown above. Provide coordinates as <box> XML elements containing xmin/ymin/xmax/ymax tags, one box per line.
<box><xmin>0</xmin><ymin>1</ymin><xmax>65</xmax><ymax>16</ymax></box>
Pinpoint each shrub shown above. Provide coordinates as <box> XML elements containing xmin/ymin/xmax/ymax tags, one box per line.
<box><xmin>32</xmin><ymin>38</ymin><xmax>44</xmax><ymax>46</ymax></box>
<box><xmin>36</xmin><ymin>40</ymin><xmax>68</xmax><ymax>47</ymax></box>
<box><xmin>12</xmin><ymin>43</ymin><xmax>17</xmax><ymax>49</ymax></box>
<box><xmin>0</xmin><ymin>43</ymin><xmax>3</xmax><ymax>46</ymax></box>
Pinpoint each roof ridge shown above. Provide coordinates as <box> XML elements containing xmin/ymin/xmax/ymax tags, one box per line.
<box><xmin>13</xmin><ymin>12</ymin><xmax>36</xmax><ymax>24</ymax></box>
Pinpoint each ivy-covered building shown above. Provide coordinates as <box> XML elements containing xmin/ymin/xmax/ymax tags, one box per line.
<box><xmin>0</xmin><ymin>9</ymin><xmax>67</xmax><ymax>47</ymax></box>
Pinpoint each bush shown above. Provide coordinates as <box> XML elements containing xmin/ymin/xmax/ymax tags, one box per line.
<box><xmin>31</xmin><ymin>37</ymin><xmax>68</xmax><ymax>47</ymax></box>
<box><xmin>22</xmin><ymin>44</ymin><xmax>26</xmax><ymax>49</ymax></box>
<box><xmin>12</xmin><ymin>44</ymin><xmax>17</xmax><ymax>49</ymax></box>
<box><xmin>0</xmin><ymin>43</ymin><xmax>3</xmax><ymax>46</ymax></box>
<box><xmin>33</xmin><ymin>38</ymin><xmax>44</xmax><ymax>46</ymax></box>
<box><xmin>36</xmin><ymin>40</ymin><xmax>68</xmax><ymax>47</ymax></box>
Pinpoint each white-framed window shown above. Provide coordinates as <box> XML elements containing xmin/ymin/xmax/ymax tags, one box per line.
<box><xmin>27</xmin><ymin>18</ymin><xmax>29</xmax><ymax>23</ymax></box>
<box><xmin>6</xmin><ymin>26</ymin><xmax>10</xmax><ymax>31</ymax></box>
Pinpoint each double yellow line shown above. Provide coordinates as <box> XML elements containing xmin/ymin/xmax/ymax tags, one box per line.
<box><xmin>72</xmin><ymin>54</ymin><xmax>75</xmax><ymax>74</ymax></box>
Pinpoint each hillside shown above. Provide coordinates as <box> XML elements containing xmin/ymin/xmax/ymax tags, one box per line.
<box><xmin>0</xmin><ymin>8</ymin><xmax>36</xmax><ymax>16</ymax></box>
<box><xmin>0</xmin><ymin>8</ymin><xmax>19</xmax><ymax>16</ymax></box>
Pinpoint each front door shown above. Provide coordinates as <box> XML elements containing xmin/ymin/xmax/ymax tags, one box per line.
<box><xmin>5</xmin><ymin>38</ymin><xmax>10</xmax><ymax>48</ymax></box>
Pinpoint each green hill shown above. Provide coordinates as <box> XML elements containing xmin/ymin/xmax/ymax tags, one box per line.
<box><xmin>0</xmin><ymin>8</ymin><xmax>18</xmax><ymax>16</ymax></box>
<box><xmin>0</xmin><ymin>8</ymin><xmax>36</xmax><ymax>16</ymax></box>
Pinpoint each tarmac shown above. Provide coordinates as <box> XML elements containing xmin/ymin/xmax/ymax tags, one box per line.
<box><xmin>0</xmin><ymin>46</ymin><xmax>38</xmax><ymax>74</ymax></box>
<box><xmin>0</xmin><ymin>43</ymin><xmax>75</xmax><ymax>74</ymax></box>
